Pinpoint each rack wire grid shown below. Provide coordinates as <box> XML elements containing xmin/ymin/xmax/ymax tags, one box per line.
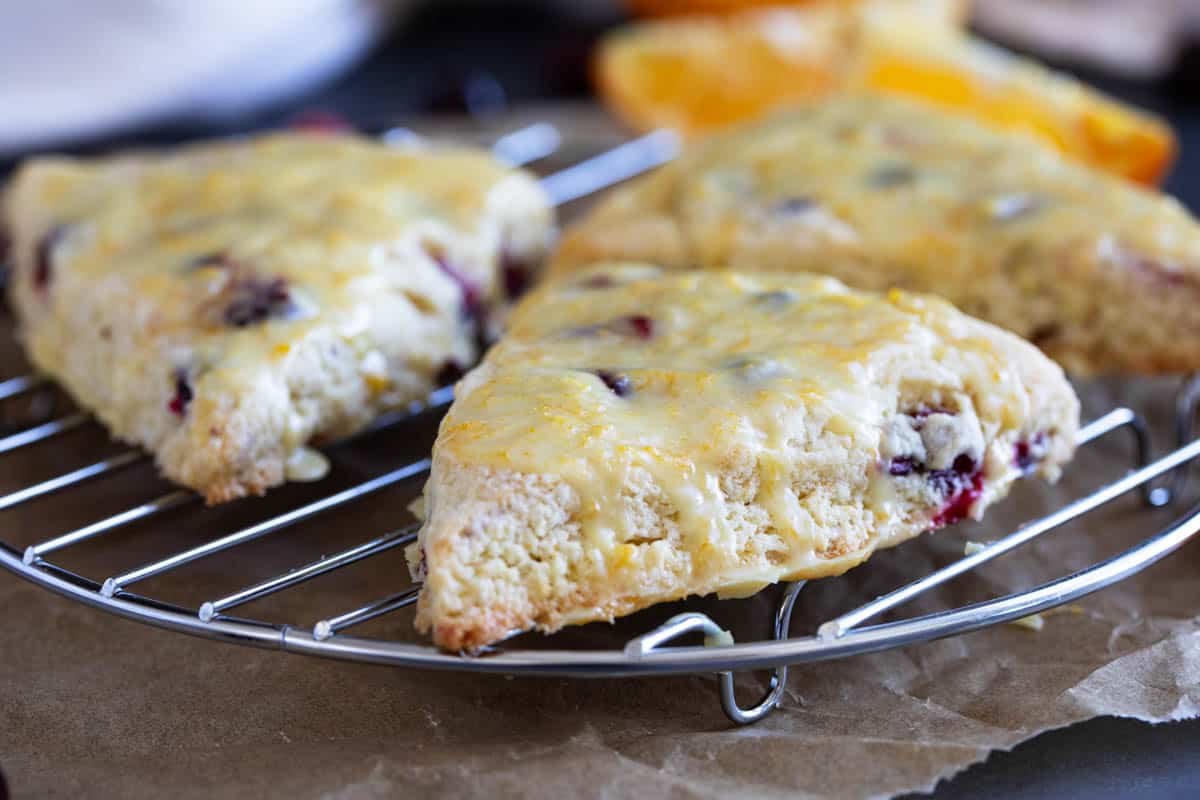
<box><xmin>3</xmin><ymin>121</ymin><xmax>1200</xmax><ymax>726</ymax></box>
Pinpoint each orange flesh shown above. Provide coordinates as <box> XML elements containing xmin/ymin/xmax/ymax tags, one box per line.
<box><xmin>860</xmin><ymin>40</ymin><xmax>1176</xmax><ymax>185</ymax></box>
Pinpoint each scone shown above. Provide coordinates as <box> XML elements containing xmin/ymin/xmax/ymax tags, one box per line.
<box><xmin>3</xmin><ymin>132</ymin><xmax>553</xmax><ymax>503</ymax></box>
<box><xmin>409</xmin><ymin>265</ymin><xmax>1079</xmax><ymax>651</ymax></box>
<box><xmin>552</xmin><ymin>93</ymin><xmax>1200</xmax><ymax>376</ymax></box>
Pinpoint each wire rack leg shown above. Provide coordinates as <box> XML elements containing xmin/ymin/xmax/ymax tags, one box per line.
<box><xmin>1076</xmin><ymin>407</ymin><xmax>1170</xmax><ymax>508</ymax></box>
<box><xmin>625</xmin><ymin>581</ymin><xmax>807</xmax><ymax>726</ymax></box>
<box><xmin>719</xmin><ymin>580</ymin><xmax>806</xmax><ymax>725</ymax></box>
<box><xmin>1172</xmin><ymin>372</ymin><xmax>1200</xmax><ymax>500</ymax></box>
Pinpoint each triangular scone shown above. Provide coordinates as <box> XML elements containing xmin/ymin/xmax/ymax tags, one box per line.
<box><xmin>3</xmin><ymin>133</ymin><xmax>553</xmax><ymax>502</ymax></box>
<box><xmin>551</xmin><ymin>93</ymin><xmax>1200</xmax><ymax>376</ymax></box>
<box><xmin>409</xmin><ymin>265</ymin><xmax>1079</xmax><ymax>651</ymax></box>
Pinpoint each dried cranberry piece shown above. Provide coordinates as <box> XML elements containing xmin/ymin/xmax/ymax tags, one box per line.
<box><xmin>1014</xmin><ymin>432</ymin><xmax>1048</xmax><ymax>473</ymax></box>
<box><xmin>167</xmin><ymin>371</ymin><xmax>193</xmax><ymax>417</ymax></box>
<box><xmin>34</xmin><ymin>224</ymin><xmax>68</xmax><ymax>291</ymax></box>
<box><xmin>595</xmin><ymin>370</ymin><xmax>632</xmax><ymax>398</ymax></box>
<box><xmin>567</xmin><ymin>314</ymin><xmax>656</xmax><ymax>340</ymax></box>
<box><xmin>222</xmin><ymin>277</ymin><xmax>293</xmax><ymax>327</ymax></box>
<box><xmin>432</xmin><ymin>256</ymin><xmax>482</xmax><ymax>317</ymax></box>
<box><xmin>925</xmin><ymin>470</ymin><xmax>952</xmax><ymax>494</ymax></box>
<box><xmin>931</xmin><ymin>471</ymin><xmax>985</xmax><ymax>529</ymax></box>
<box><xmin>500</xmin><ymin>249</ymin><xmax>532</xmax><ymax>301</ymax></box>
<box><xmin>622</xmin><ymin>315</ymin><xmax>654</xmax><ymax>340</ymax></box>
<box><xmin>883</xmin><ymin>409</ymin><xmax>974</xmax><ymax>480</ymax></box>
<box><xmin>925</xmin><ymin>454</ymin><xmax>977</xmax><ymax>496</ymax></box>
<box><xmin>413</xmin><ymin>545</ymin><xmax>428</xmax><ymax>582</ymax></box>
<box><xmin>951</xmin><ymin>453</ymin><xmax>977</xmax><ymax>474</ymax></box>
<box><xmin>436</xmin><ymin>361</ymin><xmax>466</xmax><ymax>387</ymax></box>
<box><xmin>1014</xmin><ymin>442</ymin><xmax>1036</xmax><ymax>472</ymax></box>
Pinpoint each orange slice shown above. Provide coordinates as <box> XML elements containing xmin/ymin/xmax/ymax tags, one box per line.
<box><xmin>626</xmin><ymin>0</ymin><xmax>856</xmax><ymax>17</ymax></box>
<box><xmin>595</xmin><ymin>0</ymin><xmax>1175</xmax><ymax>184</ymax></box>
<box><xmin>858</xmin><ymin>34</ymin><xmax>1176</xmax><ymax>185</ymax></box>
<box><xmin>597</xmin><ymin>1</ymin><xmax>963</xmax><ymax>136</ymax></box>
<box><xmin>596</xmin><ymin>7</ymin><xmax>851</xmax><ymax>134</ymax></box>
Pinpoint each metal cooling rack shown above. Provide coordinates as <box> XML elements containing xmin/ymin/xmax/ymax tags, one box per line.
<box><xmin>3</xmin><ymin>123</ymin><xmax>1200</xmax><ymax>726</ymax></box>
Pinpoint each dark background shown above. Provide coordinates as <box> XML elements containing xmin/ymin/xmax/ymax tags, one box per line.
<box><xmin>6</xmin><ymin>0</ymin><xmax>1200</xmax><ymax>218</ymax></box>
<box><xmin>5</xmin><ymin>2</ymin><xmax>1200</xmax><ymax>797</ymax></box>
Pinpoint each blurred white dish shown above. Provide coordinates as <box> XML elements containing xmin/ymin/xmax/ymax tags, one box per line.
<box><xmin>0</xmin><ymin>0</ymin><xmax>408</xmax><ymax>155</ymax></box>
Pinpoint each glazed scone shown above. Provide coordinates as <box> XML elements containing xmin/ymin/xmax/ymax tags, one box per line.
<box><xmin>3</xmin><ymin>132</ymin><xmax>553</xmax><ymax>503</ymax></box>
<box><xmin>409</xmin><ymin>265</ymin><xmax>1079</xmax><ymax>651</ymax></box>
<box><xmin>552</xmin><ymin>93</ymin><xmax>1200</xmax><ymax>376</ymax></box>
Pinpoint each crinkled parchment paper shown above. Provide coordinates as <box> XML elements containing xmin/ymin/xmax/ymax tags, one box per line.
<box><xmin>2</xmin><ymin>351</ymin><xmax>1198</xmax><ymax>800</ymax></box>
<box><xmin>2</xmin><ymin>110</ymin><xmax>1200</xmax><ymax>799</ymax></box>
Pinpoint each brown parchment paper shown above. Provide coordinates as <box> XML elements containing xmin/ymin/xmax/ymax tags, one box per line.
<box><xmin>3</xmin><ymin>108</ymin><xmax>1200</xmax><ymax>799</ymax></box>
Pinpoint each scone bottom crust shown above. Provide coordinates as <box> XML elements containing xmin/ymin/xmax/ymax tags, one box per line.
<box><xmin>409</xmin><ymin>265</ymin><xmax>1080</xmax><ymax>652</ymax></box>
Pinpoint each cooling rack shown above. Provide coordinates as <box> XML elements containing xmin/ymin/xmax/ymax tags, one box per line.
<box><xmin>2</xmin><ymin>122</ymin><xmax>1200</xmax><ymax>727</ymax></box>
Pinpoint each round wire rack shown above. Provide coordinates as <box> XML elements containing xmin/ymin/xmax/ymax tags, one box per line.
<box><xmin>2</xmin><ymin>124</ymin><xmax>1200</xmax><ymax>725</ymax></box>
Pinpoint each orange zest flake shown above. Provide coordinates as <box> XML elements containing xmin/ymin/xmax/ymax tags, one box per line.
<box><xmin>611</xmin><ymin>543</ymin><xmax>637</xmax><ymax>568</ymax></box>
<box><xmin>444</xmin><ymin>419</ymin><xmax>486</xmax><ymax>438</ymax></box>
<box><xmin>587</xmin><ymin>423</ymin><xmax>612</xmax><ymax>441</ymax></box>
<box><xmin>363</xmin><ymin>371</ymin><xmax>391</xmax><ymax>392</ymax></box>
<box><xmin>1078</xmin><ymin>104</ymin><xmax>1176</xmax><ymax>187</ymax></box>
<box><xmin>271</xmin><ymin>342</ymin><xmax>291</xmax><ymax>358</ymax></box>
